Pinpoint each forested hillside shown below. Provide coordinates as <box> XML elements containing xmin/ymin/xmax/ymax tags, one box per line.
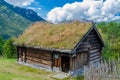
<box><xmin>0</xmin><ymin>0</ymin><xmax>45</xmax><ymax>39</ymax></box>
<box><xmin>97</xmin><ymin>21</ymin><xmax>120</xmax><ymax>59</ymax></box>
<box><xmin>0</xmin><ymin>0</ymin><xmax>31</xmax><ymax>39</ymax></box>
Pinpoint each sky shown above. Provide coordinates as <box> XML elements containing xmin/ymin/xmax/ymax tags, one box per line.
<box><xmin>4</xmin><ymin>0</ymin><xmax>120</xmax><ymax>23</ymax></box>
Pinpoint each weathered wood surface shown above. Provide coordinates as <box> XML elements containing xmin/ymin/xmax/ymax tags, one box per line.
<box><xmin>26</xmin><ymin>49</ymin><xmax>52</xmax><ymax>66</ymax></box>
<box><xmin>76</xmin><ymin>29</ymin><xmax>102</xmax><ymax>65</ymax></box>
<box><xmin>17</xmin><ymin>47</ymin><xmax>52</xmax><ymax>66</ymax></box>
<box><xmin>84</xmin><ymin>59</ymin><xmax>120</xmax><ymax>80</ymax></box>
<box><xmin>72</xmin><ymin>53</ymin><xmax>88</xmax><ymax>70</ymax></box>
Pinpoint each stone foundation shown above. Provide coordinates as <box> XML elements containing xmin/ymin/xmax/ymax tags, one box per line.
<box><xmin>70</xmin><ymin>68</ymin><xmax>84</xmax><ymax>76</ymax></box>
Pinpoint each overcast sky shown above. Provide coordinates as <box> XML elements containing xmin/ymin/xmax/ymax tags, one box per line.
<box><xmin>4</xmin><ymin>0</ymin><xmax>120</xmax><ymax>23</ymax></box>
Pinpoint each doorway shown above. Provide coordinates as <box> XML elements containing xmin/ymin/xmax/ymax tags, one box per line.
<box><xmin>61</xmin><ymin>56</ymin><xmax>70</xmax><ymax>72</ymax></box>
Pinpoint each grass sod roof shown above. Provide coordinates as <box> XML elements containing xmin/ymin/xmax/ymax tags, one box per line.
<box><xmin>15</xmin><ymin>21</ymin><xmax>92</xmax><ymax>50</ymax></box>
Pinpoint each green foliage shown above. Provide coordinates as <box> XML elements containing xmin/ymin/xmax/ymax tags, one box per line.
<box><xmin>3</xmin><ymin>38</ymin><xmax>16</xmax><ymax>58</ymax></box>
<box><xmin>97</xmin><ymin>21</ymin><xmax>120</xmax><ymax>60</ymax></box>
<box><xmin>0</xmin><ymin>37</ymin><xmax>4</xmax><ymax>55</ymax></box>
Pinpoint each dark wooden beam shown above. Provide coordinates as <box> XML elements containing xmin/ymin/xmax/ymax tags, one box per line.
<box><xmin>24</xmin><ymin>48</ymin><xmax>27</xmax><ymax>63</ymax></box>
<box><xmin>51</xmin><ymin>52</ymin><xmax>54</xmax><ymax>71</ymax></box>
<box><xmin>17</xmin><ymin>47</ymin><xmax>19</xmax><ymax>61</ymax></box>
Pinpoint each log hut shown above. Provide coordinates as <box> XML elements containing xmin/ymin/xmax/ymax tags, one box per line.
<box><xmin>15</xmin><ymin>21</ymin><xmax>104</xmax><ymax>75</ymax></box>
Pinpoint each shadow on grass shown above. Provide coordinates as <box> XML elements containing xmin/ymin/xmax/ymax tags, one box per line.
<box><xmin>61</xmin><ymin>75</ymin><xmax>84</xmax><ymax>80</ymax></box>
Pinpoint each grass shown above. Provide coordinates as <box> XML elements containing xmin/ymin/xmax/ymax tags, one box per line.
<box><xmin>15</xmin><ymin>21</ymin><xmax>92</xmax><ymax>50</ymax></box>
<box><xmin>0</xmin><ymin>57</ymin><xmax>84</xmax><ymax>80</ymax></box>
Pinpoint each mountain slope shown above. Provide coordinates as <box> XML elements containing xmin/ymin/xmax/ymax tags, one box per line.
<box><xmin>0</xmin><ymin>0</ymin><xmax>44</xmax><ymax>39</ymax></box>
<box><xmin>2</xmin><ymin>0</ymin><xmax>45</xmax><ymax>22</ymax></box>
<box><xmin>0</xmin><ymin>1</ymin><xmax>31</xmax><ymax>39</ymax></box>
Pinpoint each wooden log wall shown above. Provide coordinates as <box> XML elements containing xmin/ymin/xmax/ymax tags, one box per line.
<box><xmin>26</xmin><ymin>48</ymin><xmax>52</xmax><ymax>66</ymax></box>
<box><xmin>17</xmin><ymin>47</ymin><xmax>52</xmax><ymax>67</ymax></box>
<box><xmin>73</xmin><ymin>29</ymin><xmax>102</xmax><ymax>70</ymax></box>
<box><xmin>72</xmin><ymin>53</ymin><xmax>88</xmax><ymax>70</ymax></box>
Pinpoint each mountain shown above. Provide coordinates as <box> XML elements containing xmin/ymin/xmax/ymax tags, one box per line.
<box><xmin>0</xmin><ymin>0</ymin><xmax>45</xmax><ymax>39</ymax></box>
<box><xmin>2</xmin><ymin>0</ymin><xmax>45</xmax><ymax>22</ymax></box>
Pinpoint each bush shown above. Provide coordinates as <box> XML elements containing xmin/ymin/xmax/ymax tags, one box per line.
<box><xmin>3</xmin><ymin>38</ymin><xmax>16</xmax><ymax>58</ymax></box>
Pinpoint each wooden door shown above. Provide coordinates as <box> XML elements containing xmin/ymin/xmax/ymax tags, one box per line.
<box><xmin>19</xmin><ymin>48</ymin><xmax>26</xmax><ymax>62</ymax></box>
<box><xmin>61</xmin><ymin>56</ymin><xmax>70</xmax><ymax>72</ymax></box>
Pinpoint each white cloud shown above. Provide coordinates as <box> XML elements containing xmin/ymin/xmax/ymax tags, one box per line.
<box><xmin>5</xmin><ymin>0</ymin><xmax>34</xmax><ymax>7</ymax></box>
<box><xmin>47</xmin><ymin>0</ymin><xmax>120</xmax><ymax>23</ymax></box>
<box><xmin>27</xmin><ymin>7</ymin><xmax>41</xmax><ymax>11</ymax></box>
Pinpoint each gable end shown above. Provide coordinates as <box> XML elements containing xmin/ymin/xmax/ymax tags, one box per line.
<box><xmin>71</xmin><ymin>25</ymin><xmax>104</xmax><ymax>54</ymax></box>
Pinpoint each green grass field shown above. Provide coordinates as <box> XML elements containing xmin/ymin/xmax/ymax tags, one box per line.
<box><xmin>0</xmin><ymin>57</ymin><xmax>84</xmax><ymax>80</ymax></box>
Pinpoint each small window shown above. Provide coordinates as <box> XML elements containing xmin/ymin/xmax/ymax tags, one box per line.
<box><xmin>55</xmin><ymin>53</ymin><xmax>59</xmax><ymax>59</ymax></box>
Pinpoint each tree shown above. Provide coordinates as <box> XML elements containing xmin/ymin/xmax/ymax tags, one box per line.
<box><xmin>3</xmin><ymin>38</ymin><xmax>16</xmax><ymax>58</ymax></box>
<box><xmin>0</xmin><ymin>37</ymin><xmax>4</xmax><ymax>55</ymax></box>
<box><xmin>97</xmin><ymin>21</ymin><xmax>120</xmax><ymax>60</ymax></box>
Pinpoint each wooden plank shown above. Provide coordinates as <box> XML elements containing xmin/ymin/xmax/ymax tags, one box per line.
<box><xmin>76</xmin><ymin>49</ymin><xmax>88</xmax><ymax>52</ymax></box>
<box><xmin>90</xmin><ymin>47</ymin><xmax>101</xmax><ymax>50</ymax></box>
<box><xmin>80</xmin><ymin>42</ymin><xmax>90</xmax><ymax>45</ymax></box>
<box><xmin>51</xmin><ymin>53</ymin><xmax>53</xmax><ymax>70</ymax></box>
<box><xmin>90</xmin><ymin>55</ymin><xmax>100</xmax><ymax>61</ymax></box>
<box><xmin>87</xmin><ymin>35</ymin><xmax>97</xmax><ymax>38</ymax></box>
<box><xmin>87</xmin><ymin>37</ymin><xmax>98</xmax><ymax>41</ymax></box>
<box><xmin>90</xmin><ymin>58</ymin><xmax>101</xmax><ymax>64</ymax></box>
<box><xmin>90</xmin><ymin>52</ymin><xmax>100</xmax><ymax>57</ymax></box>
<box><xmin>26</xmin><ymin>56</ymin><xmax>51</xmax><ymax>61</ymax></box>
<box><xmin>70</xmin><ymin>57</ymin><xmax>72</xmax><ymax>71</ymax></box>
<box><xmin>90</xmin><ymin>56</ymin><xmax>101</xmax><ymax>62</ymax></box>
<box><xmin>17</xmin><ymin>47</ymin><xmax>19</xmax><ymax>61</ymax></box>
<box><xmin>26</xmin><ymin>57</ymin><xmax>51</xmax><ymax>66</ymax></box>
<box><xmin>90</xmin><ymin>49</ymin><xmax>100</xmax><ymax>53</ymax></box>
